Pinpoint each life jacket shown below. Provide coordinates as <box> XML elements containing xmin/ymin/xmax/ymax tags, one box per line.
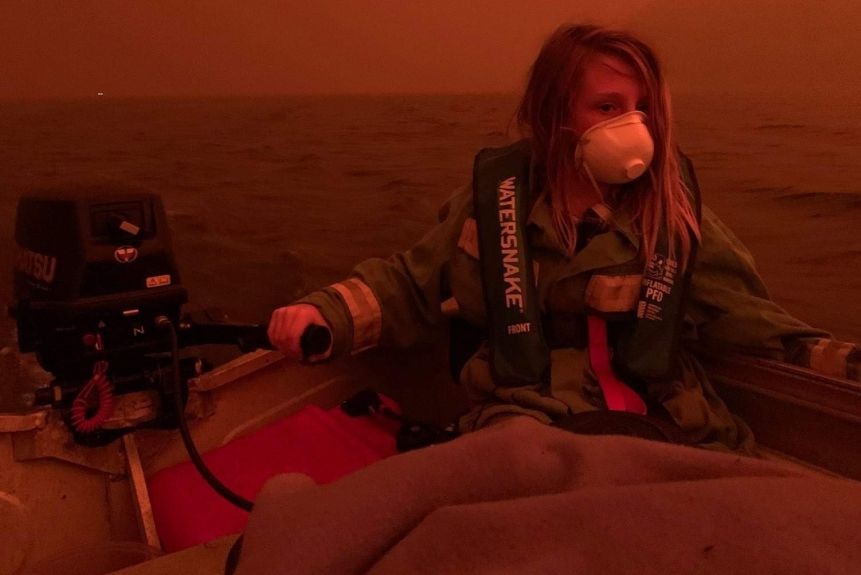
<box><xmin>470</xmin><ymin>139</ymin><xmax>702</xmax><ymax>388</ymax></box>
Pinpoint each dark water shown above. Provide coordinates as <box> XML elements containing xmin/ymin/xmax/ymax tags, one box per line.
<box><xmin>1</xmin><ymin>93</ymin><xmax>860</xmax><ymax>409</ymax></box>
<box><xmin>0</xmin><ymin>95</ymin><xmax>516</xmax><ymax>322</ymax></box>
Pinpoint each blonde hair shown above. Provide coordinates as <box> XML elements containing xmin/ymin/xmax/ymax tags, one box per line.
<box><xmin>516</xmin><ymin>24</ymin><xmax>700</xmax><ymax>267</ymax></box>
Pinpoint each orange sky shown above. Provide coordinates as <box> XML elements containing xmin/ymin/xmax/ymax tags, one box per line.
<box><xmin>1</xmin><ymin>1</ymin><xmax>858</xmax><ymax>99</ymax></box>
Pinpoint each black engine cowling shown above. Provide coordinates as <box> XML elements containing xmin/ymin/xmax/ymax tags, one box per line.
<box><xmin>12</xmin><ymin>185</ymin><xmax>187</xmax><ymax>379</ymax></box>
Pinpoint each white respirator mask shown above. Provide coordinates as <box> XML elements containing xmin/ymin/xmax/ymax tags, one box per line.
<box><xmin>574</xmin><ymin>111</ymin><xmax>654</xmax><ymax>185</ymax></box>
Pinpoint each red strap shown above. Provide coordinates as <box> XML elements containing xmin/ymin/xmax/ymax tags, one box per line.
<box><xmin>587</xmin><ymin>315</ymin><xmax>647</xmax><ymax>415</ymax></box>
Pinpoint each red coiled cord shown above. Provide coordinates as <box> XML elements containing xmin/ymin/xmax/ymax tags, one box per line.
<box><xmin>71</xmin><ymin>336</ymin><xmax>115</xmax><ymax>433</ymax></box>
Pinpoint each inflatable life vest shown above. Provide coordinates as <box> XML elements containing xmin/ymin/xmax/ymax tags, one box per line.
<box><xmin>471</xmin><ymin>140</ymin><xmax>702</xmax><ymax>388</ymax></box>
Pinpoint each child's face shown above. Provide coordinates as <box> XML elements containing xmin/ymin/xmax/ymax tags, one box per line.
<box><xmin>570</xmin><ymin>53</ymin><xmax>648</xmax><ymax>137</ymax></box>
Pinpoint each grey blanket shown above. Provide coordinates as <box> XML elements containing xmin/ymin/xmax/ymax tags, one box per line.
<box><xmin>233</xmin><ymin>418</ymin><xmax>861</xmax><ymax>574</ymax></box>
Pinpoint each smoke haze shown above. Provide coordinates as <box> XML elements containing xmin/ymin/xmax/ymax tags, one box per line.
<box><xmin>3</xmin><ymin>1</ymin><xmax>856</xmax><ymax>99</ymax></box>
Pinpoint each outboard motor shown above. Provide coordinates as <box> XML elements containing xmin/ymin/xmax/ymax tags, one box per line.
<box><xmin>13</xmin><ymin>188</ymin><xmax>187</xmax><ymax>372</ymax></box>
<box><xmin>10</xmin><ymin>186</ymin><xmax>197</xmax><ymax>443</ymax></box>
<box><xmin>9</xmin><ymin>185</ymin><xmax>331</xmax><ymax>510</ymax></box>
<box><xmin>9</xmin><ymin>185</ymin><xmax>328</xmax><ymax>449</ymax></box>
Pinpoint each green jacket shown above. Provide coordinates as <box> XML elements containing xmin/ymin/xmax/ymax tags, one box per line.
<box><xmin>302</xmin><ymin>180</ymin><xmax>831</xmax><ymax>452</ymax></box>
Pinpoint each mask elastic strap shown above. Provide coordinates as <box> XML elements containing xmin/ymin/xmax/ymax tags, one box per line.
<box><xmin>582</xmin><ymin>162</ymin><xmax>605</xmax><ymax>200</ymax></box>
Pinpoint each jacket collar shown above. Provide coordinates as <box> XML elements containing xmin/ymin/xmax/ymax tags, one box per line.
<box><xmin>526</xmin><ymin>189</ymin><xmax>640</xmax><ymax>259</ymax></box>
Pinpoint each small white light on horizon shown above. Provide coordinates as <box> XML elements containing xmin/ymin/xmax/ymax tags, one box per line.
<box><xmin>97</xmin><ymin>92</ymin><xmax>104</xmax><ymax>97</ymax></box>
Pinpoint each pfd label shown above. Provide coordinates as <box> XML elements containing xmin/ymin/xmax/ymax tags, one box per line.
<box><xmin>507</xmin><ymin>322</ymin><xmax>532</xmax><ymax>335</ymax></box>
<box><xmin>498</xmin><ymin>177</ymin><xmax>524</xmax><ymax>312</ymax></box>
<box><xmin>638</xmin><ymin>253</ymin><xmax>678</xmax><ymax>320</ymax></box>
